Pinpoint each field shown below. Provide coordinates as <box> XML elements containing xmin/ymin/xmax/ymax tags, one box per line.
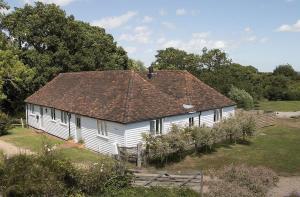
<box><xmin>257</xmin><ymin>101</ymin><xmax>300</xmax><ymax>112</ymax></box>
<box><xmin>152</xmin><ymin>118</ymin><xmax>300</xmax><ymax>176</ymax></box>
<box><xmin>0</xmin><ymin>127</ymin><xmax>103</xmax><ymax>164</ymax></box>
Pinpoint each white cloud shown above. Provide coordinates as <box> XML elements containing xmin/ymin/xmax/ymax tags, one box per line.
<box><xmin>176</xmin><ymin>8</ymin><xmax>186</xmax><ymax>16</ymax></box>
<box><xmin>124</xmin><ymin>46</ymin><xmax>137</xmax><ymax>54</ymax></box>
<box><xmin>277</xmin><ymin>20</ymin><xmax>300</xmax><ymax>32</ymax></box>
<box><xmin>142</xmin><ymin>16</ymin><xmax>153</xmax><ymax>23</ymax></box>
<box><xmin>244</xmin><ymin>27</ymin><xmax>252</xmax><ymax>33</ymax></box>
<box><xmin>161</xmin><ymin>21</ymin><xmax>176</xmax><ymax>29</ymax></box>
<box><xmin>191</xmin><ymin>10</ymin><xmax>200</xmax><ymax>16</ymax></box>
<box><xmin>246</xmin><ymin>35</ymin><xmax>257</xmax><ymax>42</ymax></box>
<box><xmin>260</xmin><ymin>37</ymin><xmax>269</xmax><ymax>43</ymax></box>
<box><xmin>23</xmin><ymin>0</ymin><xmax>75</xmax><ymax>6</ymax></box>
<box><xmin>159</xmin><ymin>9</ymin><xmax>167</xmax><ymax>16</ymax></box>
<box><xmin>160</xmin><ymin>32</ymin><xmax>227</xmax><ymax>53</ymax></box>
<box><xmin>92</xmin><ymin>11</ymin><xmax>138</xmax><ymax>29</ymax></box>
<box><xmin>119</xmin><ymin>25</ymin><xmax>152</xmax><ymax>44</ymax></box>
<box><xmin>157</xmin><ymin>37</ymin><xmax>166</xmax><ymax>44</ymax></box>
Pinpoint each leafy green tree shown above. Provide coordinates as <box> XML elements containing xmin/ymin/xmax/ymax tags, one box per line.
<box><xmin>2</xmin><ymin>2</ymin><xmax>128</xmax><ymax>88</ymax></box>
<box><xmin>200</xmin><ymin>47</ymin><xmax>231</xmax><ymax>71</ymax></box>
<box><xmin>0</xmin><ymin>50</ymin><xmax>35</xmax><ymax>114</ymax></box>
<box><xmin>228</xmin><ymin>86</ymin><xmax>254</xmax><ymax>110</ymax></box>
<box><xmin>273</xmin><ymin>64</ymin><xmax>297</xmax><ymax>79</ymax></box>
<box><xmin>152</xmin><ymin>47</ymin><xmax>201</xmax><ymax>73</ymax></box>
<box><xmin>128</xmin><ymin>59</ymin><xmax>147</xmax><ymax>72</ymax></box>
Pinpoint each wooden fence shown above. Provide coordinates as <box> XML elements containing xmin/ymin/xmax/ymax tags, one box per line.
<box><xmin>132</xmin><ymin>171</ymin><xmax>204</xmax><ymax>195</ymax></box>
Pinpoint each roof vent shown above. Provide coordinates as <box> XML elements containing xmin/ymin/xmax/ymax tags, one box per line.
<box><xmin>147</xmin><ymin>66</ymin><xmax>156</xmax><ymax>79</ymax></box>
<box><xmin>183</xmin><ymin>104</ymin><xmax>194</xmax><ymax>109</ymax></box>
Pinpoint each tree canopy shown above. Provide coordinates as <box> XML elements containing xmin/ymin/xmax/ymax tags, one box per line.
<box><xmin>2</xmin><ymin>2</ymin><xmax>129</xmax><ymax>88</ymax></box>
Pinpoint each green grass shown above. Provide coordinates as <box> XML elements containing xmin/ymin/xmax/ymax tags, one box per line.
<box><xmin>256</xmin><ymin>100</ymin><xmax>300</xmax><ymax>112</ymax></box>
<box><xmin>159</xmin><ymin>119</ymin><xmax>300</xmax><ymax>176</ymax></box>
<box><xmin>0</xmin><ymin>127</ymin><xmax>104</xmax><ymax>164</ymax></box>
<box><xmin>0</xmin><ymin>127</ymin><xmax>63</xmax><ymax>152</ymax></box>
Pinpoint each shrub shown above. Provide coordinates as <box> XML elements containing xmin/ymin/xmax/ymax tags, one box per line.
<box><xmin>190</xmin><ymin>126</ymin><xmax>219</xmax><ymax>152</ymax></box>
<box><xmin>0</xmin><ymin>146</ymin><xmax>132</xmax><ymax>196</ymax></box>
<box><xmin>0</xmin><ymin>112</ymin><xmax>11</xmax><ymax>136</ymax></box>
<box><xmin>229</xmin><ymin>86</ymin><xmax>254</xmax><ymax>110</ymax></box>
<box><xmin>209</xmin><ymin>164</ymin><xmax>278</xmax><ymax>197</ymax></box>
<box><xmin>207</xmin><ymin>180</ymin><xmax>256</xmax><ymax>197</ymax></box>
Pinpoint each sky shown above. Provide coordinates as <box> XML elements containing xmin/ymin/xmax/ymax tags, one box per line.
<box><xmin>6</xmin><ymin>0</ymin><xmax>300</xmax><ymax>71</ymax></box>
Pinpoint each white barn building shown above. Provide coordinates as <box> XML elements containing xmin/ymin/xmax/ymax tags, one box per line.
<box><xmin>25</xmin><ymin>70</ymin><xmax>235</xmax><ymax>154</ymax></box>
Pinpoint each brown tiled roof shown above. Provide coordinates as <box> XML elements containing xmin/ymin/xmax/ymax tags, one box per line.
<box><xmin>25</xmin><ymin>70</ymin><xmax>235</xmax><ymax>123</ymax></box>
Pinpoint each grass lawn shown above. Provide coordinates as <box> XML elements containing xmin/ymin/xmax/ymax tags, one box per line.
<box><xmin>256</xmin><ymin>100</ymin><xmax>300</xmax><ymax>112</ymax></box>
<box><xmin>157</xmin><ymin>118</ymin><xmax>300</xmax><ymax>176</ymax></box>
<box><xmin>0</xmin><ymin>127</ymin><xmax>104</xmax><ymax>164</ymax></box>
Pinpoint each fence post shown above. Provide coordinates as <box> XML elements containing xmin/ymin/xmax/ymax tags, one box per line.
<box><xmin>137</xmin><ymin>143</ymin><xmax>142</xmax><ymax>168</ymax></box>
<box><xmin>20</xmin><ymin>118</ymin><xmax>24</xmax><ymax>128</ymax></box>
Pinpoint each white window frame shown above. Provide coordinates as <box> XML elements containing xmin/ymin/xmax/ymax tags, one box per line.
<box><xmin>29</xmin><ymin>104</ymin><xmax>35</xmax><ymax>114</ymax></box>
<box><xmin>150</xmin><ymin>118</ymin><xmax>163</xmax><ymax>135</ymax></box>
<box><xmin>51</xmin><ymin>108</ymin><xmax>56</xmax><ymax>121</ymax></box>
<box><xmin>97</xmin><ymin>120</ymin><xmax>108</xmax><ymax>137</ymax></box>
<box><xmin>214</xmin><ymin>109</ymin><xmax>222</xmax><ymax>122</ymax></box>
<box><xmin>61</xmin><ymin>111</ymin><xmax>68</xmax><ymax>124</ymax></box>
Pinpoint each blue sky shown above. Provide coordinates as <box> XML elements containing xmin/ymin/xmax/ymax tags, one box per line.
<box><xmin>6</xmin><ymin>0</ymin><xmax>300</xmax><ymax>71</ymax></box>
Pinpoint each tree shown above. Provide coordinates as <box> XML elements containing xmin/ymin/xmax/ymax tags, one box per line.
<box><xmin>128</xmin><ymin>59</ymin><xmax>147</xmax><ymax>72</ymax></box>
<box><xmin>2</xmin><ymin>2</ymin><xmax>129</xmax><ymax>89</ymax></box>
<box><xmin>273</xmin><ymin>64</ymin><xmax>297</xmax><ymax>79</ymax></box>
<box><xmin>228</xmin><ymin>86</ymin><xmax>254</xmax><ymax>110</ymax></box>
<box><xmin>152</xmin><ymin>47</ymin><xmax>201</xmax><ymax>73</ymax></box>
<box><xmin>0</xmin><ymin>50</ymin><xmax>35</xmax><ymax>114</ymax></box>
<box><xmin>200</xmin><ymin>48</ymin><xmax>231</xmax><ymax>71</ymax></box>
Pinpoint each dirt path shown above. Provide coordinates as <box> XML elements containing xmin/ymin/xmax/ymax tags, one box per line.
<box><xmin>0</xmin><ymin>139</ymin><xmax>34</xmax><ymax>157</ymax></box>
<box><xmin>268</xmin><ymin>176</ymin><xmax>300</xmax><ymax>197</ymax></box>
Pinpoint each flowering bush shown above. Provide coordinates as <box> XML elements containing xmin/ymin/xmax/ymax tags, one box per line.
<box><xmin>207</xmin><ymin>164</ymin><xmax>278</xmax><ymax>197</ymax></box>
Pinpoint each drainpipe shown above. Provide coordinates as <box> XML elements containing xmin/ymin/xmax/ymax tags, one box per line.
<box><xmin>68</xmin><ymin>113</ymin><xmax>71</xmax><ymax>138</ymax></box>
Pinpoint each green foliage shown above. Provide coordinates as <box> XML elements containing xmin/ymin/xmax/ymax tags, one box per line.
<box><xmin>143</xmin><ymin>113</ymin><xmax>257</xmax><ymax>165</ymax></box>
<box><xmin>273</xmin><ymin>64</ymin><xmax>297</xmax><ymax>79</ymax></box>
<box><xmin>2</xmin><ymin>2</ymin><xmax>128</xmax><ymax>88</ymax></box>
<box><xmin>208</xmin><ymin>164</ymin><xmax>278</xmax><ymax>197</ymax></box>
<box><xmin>0</xmin><ymin>50</ymin><xmax>35</xmax><ymax>114</ymax></box>
<box><xmin>152</xmin><ymin>47</ymin><xmax>201</xmax><ymax>74</ymax></box>
<box><xmin>102</xmin><ymin>186</ymin><xmax>198</xmax><ymax>197</ymax></box>
<box><xmin>128</xmin><ymin>59</ymin><xmax>147</xmax><ymax>72</ymax></box>
<box><xmin>228</xmin><ymin>86</ymin><xmax>254</xmax><ymax>110</ymax></box>
<box><xmin>0</xmin><ymin>111</ymin><xmax>11</xmax><ymax>135</ymax></box>
<box><xmin>0</xmin><ymin>145</ymin><xmax>132</xmax><ymax>196</ymax></box>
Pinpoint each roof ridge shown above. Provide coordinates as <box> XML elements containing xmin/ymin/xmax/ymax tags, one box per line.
<box><xmin>122</xmin><ymin>70</ymin><xmax>135</xmax><ymax>123</ymax></box>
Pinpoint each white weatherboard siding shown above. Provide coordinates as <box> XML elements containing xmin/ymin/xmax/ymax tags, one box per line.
<box><xmin>80</xmin><ymin>116</ymin><xmax>125</xmax><ymax>154</ymax></box>
<box><xmin>27</xmin><ymin>103</ymin><xmax>235</xmax><ymax>154</ymax></box>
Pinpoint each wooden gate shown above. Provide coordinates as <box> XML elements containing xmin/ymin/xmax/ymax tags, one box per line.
<box><xmin>132</xmin><ymin>172</ymin><xmax>204</xmax><ymax>195</ymax></box>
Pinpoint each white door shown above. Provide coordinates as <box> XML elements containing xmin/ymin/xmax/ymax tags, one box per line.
<box><xmin>75</xmin><ymin>115</ymin><xmax>82</xmax><ymax>142</ymax></box>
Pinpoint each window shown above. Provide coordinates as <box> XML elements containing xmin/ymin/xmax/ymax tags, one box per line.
<box><xmin>214</xmin><ymin>109</ymin><xmax>222</xmax><ymax>122</ymax></box>
<box><xmin>76</xmin><ymin>116</ymin><xmax>81</xmax><ymax>129</ymax></box>
<box><xmin>61</xmin><ymin>111</ymin><xmax>68</xmax><ymax>124</ymax></box>
<box><xmin>150</xmin><ymin>118</ymin><xmax>163</xmax><ymax>135</ymax></box>
<box><xmin>29</xmin><ymin>104</ymin><xmax>34</xmax><ymax>114</ymax></box>
<box><xmin>199</xmin><ymin>112</ymin><xmax>202</xmax><ymax>127</ymax></box>
<box><xmin>189</xmin><ymin>117</ymin><xmax>194</xmax><ymax>127</ymax></box>
<box><xmin>51</xmin><ymin>108</ymin><xmax>56</xmax><ymax>120</ymax></box>
<box><xmin>97</xmin><ymin>120</ymin><xmax>108</xmax><ymax>136</ymax></box>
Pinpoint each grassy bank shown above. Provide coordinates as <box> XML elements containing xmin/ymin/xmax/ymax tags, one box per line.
<box><xmin>257</xmin><ymin>101</ymin><xmax>300</xmax><ymax>112</ymax></box>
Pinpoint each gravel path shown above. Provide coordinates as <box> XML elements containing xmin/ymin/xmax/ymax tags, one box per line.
<box><xmin>0</xmin><ymin>139</ymin><xmax>34</xmax><ymax>157</ymax></box>
<box><xmin>276</xmin><ymin>111</ymin><xmax>300</xmax><ymax>118</ymax></box>
<box><xmin>268</xmin><ymin>176</ymin><xmax>300</xmax><ymax>197</ymax></box>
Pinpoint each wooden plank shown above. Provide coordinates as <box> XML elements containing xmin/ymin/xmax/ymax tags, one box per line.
<box><xmin>144</xmin><ymin>174</ymin><xmax>163</xmax><ymax>186</ymax></box>
<box><xmin>179</xmin><ymin>173</ymin><xmax>201</xmax><ymax>187</ymax></box>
